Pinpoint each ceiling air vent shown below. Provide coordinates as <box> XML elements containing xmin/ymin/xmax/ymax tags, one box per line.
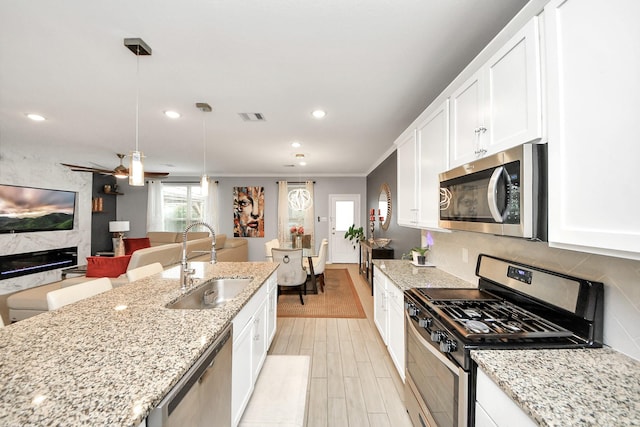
<box><xmin>238</xmin><ymin>112</ymin><xmax>266</xmax><ymax>122</ymax></box>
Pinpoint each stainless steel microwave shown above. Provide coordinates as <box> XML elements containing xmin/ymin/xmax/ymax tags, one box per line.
<box><xmin>439</xmin><ymin>143</ymin><xmax>547</xmax><ymax>240</ymax></box>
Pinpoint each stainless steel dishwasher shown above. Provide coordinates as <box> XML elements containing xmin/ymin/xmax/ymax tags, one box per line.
<box><xmin>147</xmin><ymin>323</ymin><xmax>232</xmax><ymax>427</ymax></box>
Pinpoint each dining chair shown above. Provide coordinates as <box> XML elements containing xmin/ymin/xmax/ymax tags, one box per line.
<box><xmin>46</xmin><ymin>277</ymin><xmax>113</xmax><ymax>311</ymax></box>
<box><xmin>126</xmin><ymin>262</ymin><xmax>164</xmax><ymax>282</ymax></box>
<box><xmin>304</xmin><ymin>239</ymin><xmax>328</xmax><ymax>292</ymax></box>
<box><xmin>271</xmin><ymin>248</ymin><xmax>307</xmax><ymax>305</ymax></box>
<box><xmin>264</xmin><ymin>238</ymin><xmax>280</xmax><ymax>261</ymax></box>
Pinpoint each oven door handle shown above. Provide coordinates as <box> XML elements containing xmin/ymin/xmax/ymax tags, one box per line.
<box><xmin>405</xmin><ymin>311</ymin><xmax>460</xmax><ymax>374</ymax></box>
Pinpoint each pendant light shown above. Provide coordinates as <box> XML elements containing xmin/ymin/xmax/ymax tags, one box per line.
<box><xmin>288</xmin><ymin>154</ymin><xmax>313</xmax><ymax>211</ymax></box>
<box><xmin>124</xmin><ymin>38</ymin><xmax>152</xmax><ymax>186</ymax></box>
<box><xmin>196</xmin><ymin>102</ymin><xmax>212</xmax><ymax>194</ymax></box>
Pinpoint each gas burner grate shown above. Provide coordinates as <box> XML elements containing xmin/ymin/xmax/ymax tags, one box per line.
<box><xmin>430</xmin><ymin>299</ymin><xmax>572</xmax><ymax>340</ymax></box>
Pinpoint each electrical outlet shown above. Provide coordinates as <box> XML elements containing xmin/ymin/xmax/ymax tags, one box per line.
<box><xmin>462</xmin><ymin>248</ymin><xmax>469</xmax><ymax>264</ymax></box>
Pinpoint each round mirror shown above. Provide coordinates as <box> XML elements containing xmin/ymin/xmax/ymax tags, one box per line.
<box><xmin>378</xmin><ymin>183</ymin><xmax>392</xmax><ymax>230</ymax></box>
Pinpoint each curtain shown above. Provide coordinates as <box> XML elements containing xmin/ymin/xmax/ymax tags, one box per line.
<box><xmin>203</xmin><ymin>181</ymin><xmax>219</xmax><ymax>234</ymax></box>
<box><xmin>146</xmin><ymin>180</ymin><xmax>164</xmax><ymax>232</ymax></box>
<box><xmin>304</xmin><ymin>180</ymin><xmax>315</xmax><ymax>249</ymax></box>
<box><xmin>277</xmin><ymin>180</ymin><xmax>289</xmax><ymax>243</ymax></box>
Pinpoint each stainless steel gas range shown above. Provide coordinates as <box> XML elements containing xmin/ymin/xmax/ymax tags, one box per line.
<box><xmin>404</xmin><ymin>254</ymin><xmax>604</xmax><ymax>427</ymax></box>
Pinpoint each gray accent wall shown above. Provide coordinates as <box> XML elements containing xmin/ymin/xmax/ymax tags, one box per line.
<box><xmin>366</xmin><ymin>150</ymin><xmax>420</xmax><ymax>259</ymax></box>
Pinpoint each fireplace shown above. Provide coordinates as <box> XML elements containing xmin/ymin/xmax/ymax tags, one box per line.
<box><xmin>0</xmin><ymin>247</ymin><xmax>78</xmax><ymax>280</ymax></box>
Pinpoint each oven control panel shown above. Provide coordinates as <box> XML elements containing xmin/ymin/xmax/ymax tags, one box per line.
<box><xmin>507</xmin><ymin>265</ymin><xmax>533</xmax><ymax>285</ymax></box>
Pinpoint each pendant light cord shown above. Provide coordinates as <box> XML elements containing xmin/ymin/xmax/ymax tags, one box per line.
<box><xmin>202</xmin><ymin>111</ymin><xmax>206</xmax><ymax>174</ymax></box>
<box><xmin>135</xmin><ymin>45</ymin><xmax>140</xmax><ymax>153</ymax></box>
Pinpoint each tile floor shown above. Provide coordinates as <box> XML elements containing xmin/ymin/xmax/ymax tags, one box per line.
<box><xmin>268</xmin><ymin>264</ymin><xmax>412</xmax><ymax>427</ymax></box>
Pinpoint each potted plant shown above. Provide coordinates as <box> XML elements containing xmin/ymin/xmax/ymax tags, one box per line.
<box><xmin>344</xmin><ymin>224</ymin><xmax>365</xmax><ymax>249</ymax></box>
<box><xmin>402</xmin><ymin>232</ymin><xmax>434</xmax><ymax>265</ymax></box>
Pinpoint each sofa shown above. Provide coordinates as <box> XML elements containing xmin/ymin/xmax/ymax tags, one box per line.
<box><xmin>6</xmin><ymin>233</ymin><xmax>248</xmax><ymax>322</ymax></box>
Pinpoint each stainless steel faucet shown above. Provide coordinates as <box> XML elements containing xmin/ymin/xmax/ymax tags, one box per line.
<box><xmin>180</xmin><ymin>221</ymin><xmax>216</xmax><ymax>291</ymax></box>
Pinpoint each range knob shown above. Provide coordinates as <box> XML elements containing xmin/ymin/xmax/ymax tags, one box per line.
<box><xmin>405</xmin><ymin>302</ymin><xmax>419</xmax><ymax>317</ymax></box>
<box><xmin>440</xmin><ymin>339</ymin><xmax>458</xmax><ymax>354</ymax></box>
<box><xmin>431</xmin><ymin>330</ymin><xmax>446</xmax><ymax>343</ymax></box>
<box><xmin>418</xmin><ymin>317</ymin><xmax>432</xmax><ymax>329</ymax></box>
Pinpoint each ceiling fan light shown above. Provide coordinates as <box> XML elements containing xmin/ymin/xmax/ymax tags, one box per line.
<box><xmin>114</xmin><ymin>169</ymin><xmax>128</xmax><ymax>179</ymax></box>
<box><xmin>129</xmin><ymin>151</ymin><xmax>145</xmax><ymax>186</ymax></box>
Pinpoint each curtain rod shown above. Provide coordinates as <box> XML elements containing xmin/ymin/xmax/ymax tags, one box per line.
<box><xmin>147</xmin><ymin>180</ymin><xmax>219</xmax><ymax>184</ymax></box>
<box><xmin>276</xmin><ymin>181</ymin><xmax>316</xmax><ymax>184</ymax></box>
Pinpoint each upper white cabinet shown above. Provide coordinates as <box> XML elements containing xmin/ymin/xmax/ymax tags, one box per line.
<box><xmin>396</xmin><ymin>130</ymin><xmax>418</xmax><ymax>227</ymax></box>
<box><xmin>397</xmin><ymin>101</ymin><xmax>449</xmax><ymax>229</ymax></box>
<box><xmin>416</xmin><ymin>100</ymin><xmax>449</xmax><ymax>229</ymax></box>
<box><xmin>450</xmin><ymin>17</ymin><xmax>543</xmax><ymax>167</ymax></box>
<box><xmin>545</xmin><ymin>0</ymin><xmax>640</xmax><ymax>260</ymax></box>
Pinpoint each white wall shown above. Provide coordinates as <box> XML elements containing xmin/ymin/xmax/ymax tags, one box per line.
<box><xmin>0</xmin><ymin>145</ymin><xmax>92</xmax><ymax>294</ymax></box>
<box><xmin>424</xmin><ymin>229</ymin><xmax>640</xmax><ymax>361</ymax></box>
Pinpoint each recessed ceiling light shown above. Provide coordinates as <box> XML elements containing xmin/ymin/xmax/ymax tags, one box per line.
<box><xmin>299</xmin><ymin>161</ymin><xmax>307</xmax><ymax>166</ymax></box>
<box><xmin>164</xmin><ymin>110</ymin><xmax>181</xmax><ymax>119</ymax></box>
<box><xmin>291</xmin><ymin>141</ymin><xmax>301</xmax><ymax>148</ymax></box>
<box><xmin>26</xmin><ymin>113</ymin><xmax>46</xmax><ymax>121</ymax></box>
<box><xmin>311</xmin><ymin>109</ymin><xmax>326</xmax><ymax>119</ymax></box>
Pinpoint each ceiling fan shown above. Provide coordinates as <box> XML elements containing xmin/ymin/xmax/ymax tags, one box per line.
<box><xmin>62</xmin><ymin>153</ymin><xmax>169</xmax><ymax>179</ymax></box>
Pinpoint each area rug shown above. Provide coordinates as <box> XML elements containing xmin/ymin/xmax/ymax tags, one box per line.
<box><xmin>277</xmin><ymin>268</ymin><xmax>366</xmax><ymax>318</ymax></box>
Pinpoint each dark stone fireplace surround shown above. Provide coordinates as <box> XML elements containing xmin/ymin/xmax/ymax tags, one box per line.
<box><xmin>0</xmin><ymin>247</ymin><xmax>78</xmax><ymax>280</ymax></box>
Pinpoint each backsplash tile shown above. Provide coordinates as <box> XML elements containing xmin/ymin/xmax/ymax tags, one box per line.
<box><xmin>425</xmin><ymin>229</ymin><xmax>640</xmax><ymax>361</ymax></box>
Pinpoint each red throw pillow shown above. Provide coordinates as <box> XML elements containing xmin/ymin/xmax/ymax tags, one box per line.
<box><xmin>124</xmin><ymin>237</ymin><xmax>151</xmax><ymax>255</ymax></box>
<box><xmin>86</xmin><ymin>255</ymin><xmax>132</xmax><ymax>278</ymax></box>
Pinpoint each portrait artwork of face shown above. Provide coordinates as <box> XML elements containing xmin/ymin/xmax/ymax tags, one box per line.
<box><xmin>233</xmin><ymin>186</ymin><xmax>264</xmax><ymax>237</ymax></box>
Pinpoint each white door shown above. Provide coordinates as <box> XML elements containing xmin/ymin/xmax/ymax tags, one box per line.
<box><xmin>329</xmin><ymin>194</ymin><xmax>360</xmax><ymax>264</ymax></box>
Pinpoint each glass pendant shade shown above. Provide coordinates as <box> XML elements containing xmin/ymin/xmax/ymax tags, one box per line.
<box><xmin>288</xmin><ymin>188</ymin><xmax>312</xmax><ymax>211</ymax></box>
<box><xmin>129</xmin><ymin>151</ymin><xmax>144</xmax><ymax>186</ymax></box>
<box><xmin>201</xmin><ymin>174</ymin><xmax>209</xmax><ymax>193</ymax></box>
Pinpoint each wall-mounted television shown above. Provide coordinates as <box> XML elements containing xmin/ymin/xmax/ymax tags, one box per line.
<box><xmin>0</xmin><ymin>184</ymin><xmax>76</xmax><ymax>233</ymax></box>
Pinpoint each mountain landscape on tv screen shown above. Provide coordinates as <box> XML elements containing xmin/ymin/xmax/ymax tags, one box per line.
<box><xmin>0</xmin><ymin>213</ymin><xmax>73</xmax><ymax>233</ymax></box>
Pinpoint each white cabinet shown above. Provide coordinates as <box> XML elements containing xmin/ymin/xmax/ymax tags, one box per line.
<box><xmin>231</xmin><ymin>272</ymin><xmax>276</xmax><ymax>426</ymax></box>
<box><xmin>396</xmin><ymin>130</ymin><xmax>418</xmax><ymax>227</ymax></box>
<box><xmin>373</xmin><ymin>266</ymin><xmax>405</xmax><ymax>381</ymax></box>
<box><xmin>416</xmin><ymin>100</ymin><xmax>449</xmax><ymax>229</ymax></box>
<box><xmin>266</xmin><ymin>273</ymin><xmax>277</xmax><ymax>345</ymax></box>
<box><xmin>545</xmin><ymin>0</ymin><xmax>640</xmax><ymax>260</ymax></box>
<box><xmin>396</xmin><ymin>100</ymin><xmax>449</xmax><ymax>229</ymax></box>
<box><xmin>475</xmin><ymin>368</ymin><xmax>536</xmax><ymax>427</ymax></box>
<box><xmin>373</xmin><ymin>268</ymin><xmax>388</xmax><ymax>345</ymax></box>
<box><xmin>386</xmin><ymin>280</ymin><xmax>405</xmax><ymax>381</ymax></box>
<box><xmin>450</xmin><ymin>17</ymin><xmax>543</xmax><ymax>168</ymax></box>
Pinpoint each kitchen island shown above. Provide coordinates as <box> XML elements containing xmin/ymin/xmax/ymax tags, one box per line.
<box><xmin>0</xmin><ymin>261</ymin><xmax>278</xmax><ymax>426</ymax></box>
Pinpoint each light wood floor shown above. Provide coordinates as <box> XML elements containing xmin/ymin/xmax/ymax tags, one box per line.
<box><xmin>268</xmin><ymin>264</ymin><xmax>412</xmax><ymax>427</ymax></box>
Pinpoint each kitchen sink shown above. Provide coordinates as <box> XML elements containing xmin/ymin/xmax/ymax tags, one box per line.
<box><xmin>167</xmin><ymin>278</ymin><xmax>253</xmax><ymax>310</ymax></box>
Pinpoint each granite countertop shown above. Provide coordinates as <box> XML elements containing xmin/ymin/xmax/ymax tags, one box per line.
<box><xmin>472</xmin><ymin>348</ymin><xmax>640</xmax><ymax>426</ymax></box>
<box><xmin>373</xmin><ymin>259</ymin><xmax>473</xmax><ymax>290</ymax></box>
<box><xmin>0</xmin><ymin>261</ymin><xmax>278</xmax><ymax>427</ymax></box>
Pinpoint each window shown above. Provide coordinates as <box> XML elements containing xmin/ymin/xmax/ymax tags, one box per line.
<box><xmin>161</xmin><ymin>184</ymin><xmax>206</xmax><ymax>232</ymax></box>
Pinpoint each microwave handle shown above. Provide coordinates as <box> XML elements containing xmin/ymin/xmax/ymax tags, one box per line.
<box><xmin>487</xmin><ymin>166</ymin><xmax>505</xmax><ymax>223</ymax></box>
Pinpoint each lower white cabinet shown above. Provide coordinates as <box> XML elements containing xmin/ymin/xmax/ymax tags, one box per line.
<box><xmin>475</xmin><ymin>368</ymin><xmax>536</xmax><ymax>427</ymax></box>
<box><xmin>231</xmin><ymin>272</ymin><xmax>276</xmax><ymax>426</ymax></box>
<box><xmin>373</xmin><ymin>266</ymin><xmax>405</xmax><ymax>381</ymax></box>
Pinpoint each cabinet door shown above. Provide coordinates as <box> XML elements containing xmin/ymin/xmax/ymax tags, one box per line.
<box><xmin>372</xmin><ymin>267</ymin><xmax>388</xmax><ymax>344</ymax></box>
<box><xmin>251</xmin><ymin>301</ymin><xmax>268</xmax><ymax>380</ymax></box>
<box><xmin>545</xmin><ymin>0</ymin><xmax>640</xmax><ymax>260</ymax></box>
<box><xmin>476</xmin><ymin>369</ymin><xmax>537</xmax><ymax>427</ymax></box>
<box><xmin>232</xmin><ymin>317</ymin><xmax>253</xmax><ymax>426</ymax></box>
<box><xmin>449</xmin><ymin>71</ymin><xmax>483</xmax><ymax>167</ymax></box>
<box><xmin>416</xmin><ymin>100</ymin><xmax>449</xmax><ymax>229</ymax></box>
<box><xmin>387</xmin><ymin>285</ymin><xmax>405</xmax><ymax>381</ymax></box>
<box><xmin>485</xmin><ymin>17</ymin><xmax>542</xmax><ymax>153</ymax></box>
<box><xmin>266</xmin><ymin>274</ymin><xmax>277</xmax><ymax>346</ymax></box>
<box><xmin>396</xmin><ymin>130</ymin><xmax>418</xmax><ymax>227</ymax></box>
